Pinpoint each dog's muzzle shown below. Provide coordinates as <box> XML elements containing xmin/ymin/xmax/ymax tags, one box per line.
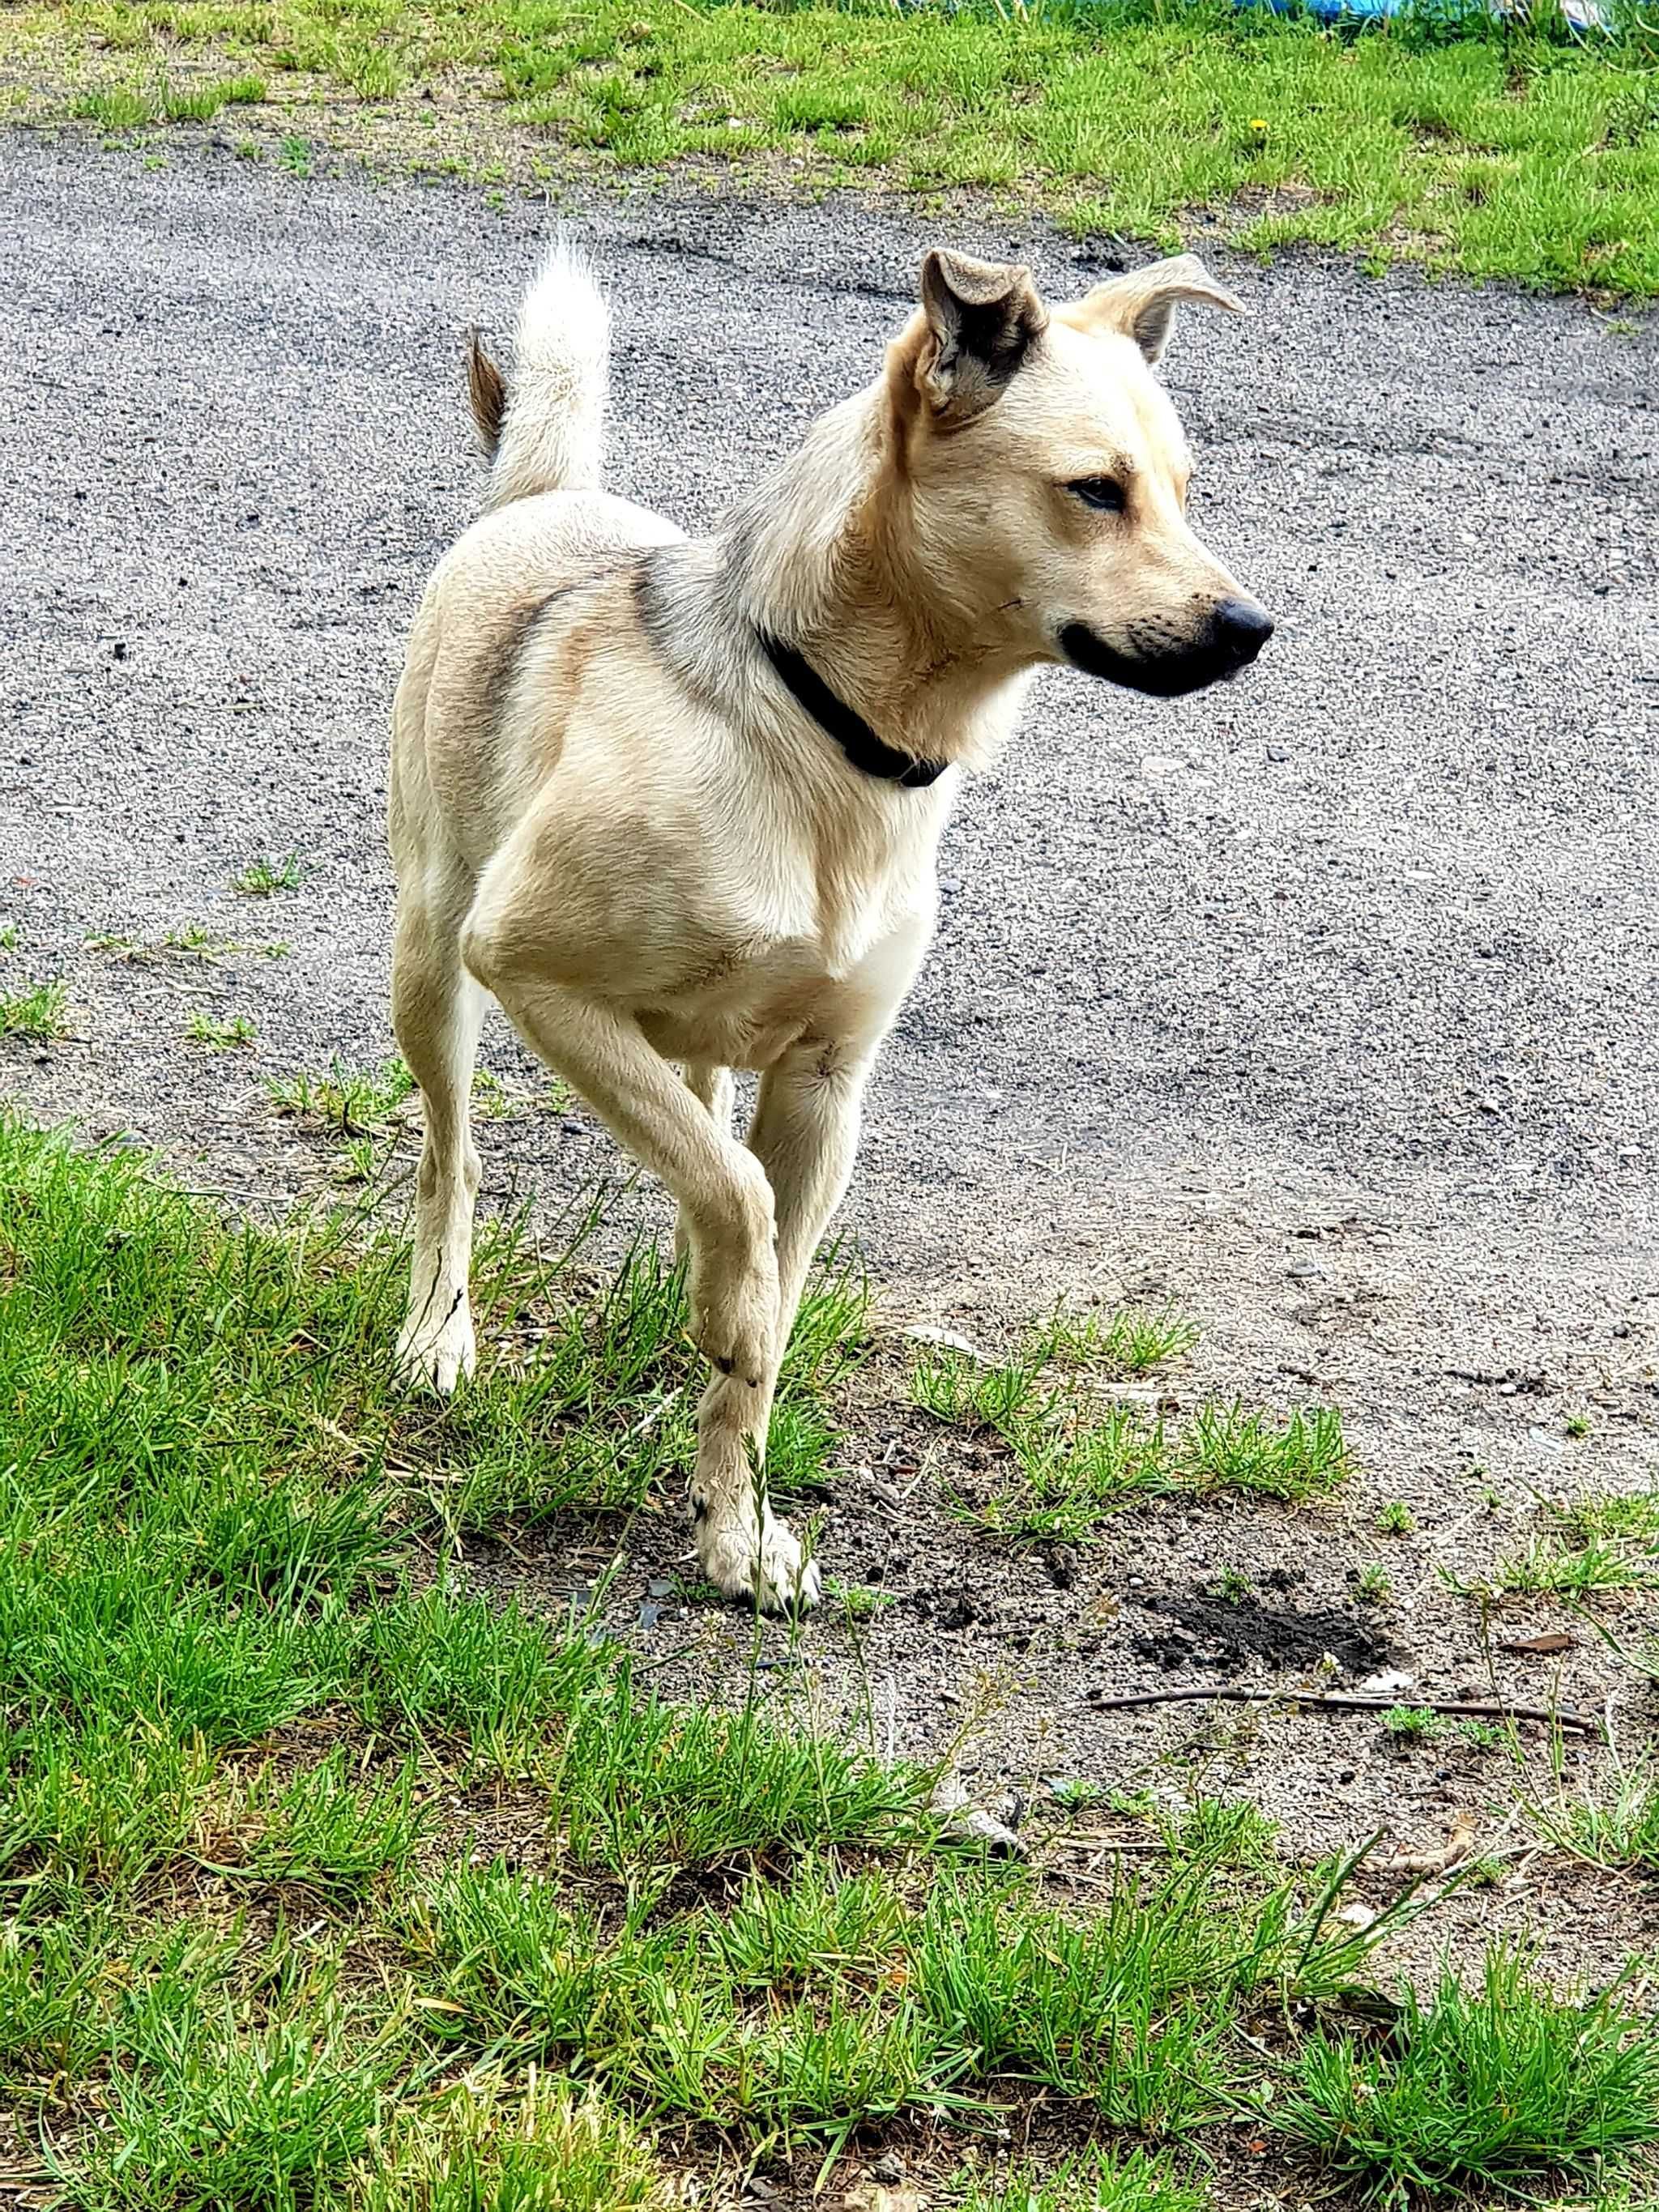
<box><xmin>1060</xmin><ymin>597</ymin><xmax>1275</xmax><ymax>698</ymax></box>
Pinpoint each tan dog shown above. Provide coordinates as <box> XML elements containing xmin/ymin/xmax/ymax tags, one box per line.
<box><xmin>389</xmin><ymin>243</ymin><xmax>1272</xmax><ymax>1612</ymax></box>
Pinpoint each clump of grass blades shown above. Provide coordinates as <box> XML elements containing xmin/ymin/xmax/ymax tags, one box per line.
<box><xmin>49</xmin><ymin>2010</ymin><xmax>402</xmax><ymax>2212</ymax></box>
<box><xmin>1490</xmin><ymin>1492</ymin><xmax>1659</xmax><ymax>1596</ymax></box>
<box><xmin>399</xmin><ymin>1842</ymin><xmax>1412</xmax><ymax>2146</ymax></box>
<box><xmin>1276</xmin><ymin>1949</ymin><xmax>1659</xmax><ymax>2200</ymax></box>
<box><xmin>955</xmin><ymin>2147</ymin><xmax>1209</xmax><ymax>2210</ymax></box>
<box><xmin>916</xmin><ymin>1339</ymin><xmax>1346</xmax><ymax>1541</ymax></box>
<box><xmin>0</xmin><ymin>979</ymin><xmax>70</xmax><ymax>1038</ymax></box>
<box><xmin>267</xmin><ymin>1052</ymin><xmax>415</xmax><ymax>1133</ymax></box>
<box><xmin>1525</xmin><ymin>1748</ymin><xmax>1659</xmax><ymax>1873</ymax></box>
<box><xmin>354</xmin><ymin>2076</ymin><xmax>672</xmax><ymax>2212</ymax></box>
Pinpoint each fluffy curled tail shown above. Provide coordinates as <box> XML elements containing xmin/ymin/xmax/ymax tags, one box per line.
<box><xmin>467</xmin><ymin>241</ymin><xmax>609</xmax><ymax>507</ymax></box>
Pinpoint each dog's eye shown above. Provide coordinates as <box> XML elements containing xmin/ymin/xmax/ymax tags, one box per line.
<box><xmin>1069</xmin><ymin>477</ymin><xmax>1125</xmax><ymax>514</ymax></box>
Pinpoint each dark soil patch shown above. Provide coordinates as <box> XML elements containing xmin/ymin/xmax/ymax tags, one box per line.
<box><xmin>1132</xmin><ymin>1588</ymin><xmax>1403</xmax><ymax>1676</ymax></box>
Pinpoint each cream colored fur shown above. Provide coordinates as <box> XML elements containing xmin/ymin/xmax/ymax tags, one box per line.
<box><xmin>389</xmin><ymin>240</ymin><xmax>1269</xmax><ymax>1612</ymax></box>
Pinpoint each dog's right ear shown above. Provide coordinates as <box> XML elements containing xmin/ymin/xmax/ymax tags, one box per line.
<box><xmin>916</xmin><ymin>249</ymin><xmax>1047</xmax><ymax>427</ymax></box>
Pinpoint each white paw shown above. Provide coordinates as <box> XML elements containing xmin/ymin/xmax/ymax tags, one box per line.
<box><xmin>699</xmin><ymin>1506</ymin><xmax>821</xmax><ymax>1617</ymax></box>
<box><xmin>395</xmin><ymin>1305</ymin><xmax>476</xmax><ymax>1395</ymax></box>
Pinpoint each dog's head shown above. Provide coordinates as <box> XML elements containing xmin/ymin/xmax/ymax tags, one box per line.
<box><xmin>884</xmin><ymin>249</ymin><xmax>1272</xmax><ymax>697</ymax></box>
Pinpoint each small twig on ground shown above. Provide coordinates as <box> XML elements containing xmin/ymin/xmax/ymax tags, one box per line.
<box><xmin>1085</xmin><ymin>1686</ymin><xmax>1598</xmax><ymax>1733</ymax></box>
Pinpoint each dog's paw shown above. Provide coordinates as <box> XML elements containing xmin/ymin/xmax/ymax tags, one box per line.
<box><xmin>699</xmin><ymin>1506</ymin><xmax>821</xmax><ymax>1617</ymax></box>
<box><xmin>395</xmin><ymin>1306</ymin><xmax>476</xmax><ymax>1395</ymax></box>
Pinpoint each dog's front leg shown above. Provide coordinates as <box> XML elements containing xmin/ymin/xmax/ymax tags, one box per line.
<box><xmin>748</xmin><ymin>1036</ymin><xmax>875</xmax><ymax>1346</ymax></box>
<box><xmin>462</xmin><ymin>937</ymin><xmax>808</xmax><ymax>1608</ymax></box>
<box><xmin>469</xmin><ymin>965</ymin><xmax>778</xmax><ymax>1382</ymax></box>
<box><xmin>675</xmin><ymin>1035</ymin><xmax>879</xmax><ymax>1615</ymax></box>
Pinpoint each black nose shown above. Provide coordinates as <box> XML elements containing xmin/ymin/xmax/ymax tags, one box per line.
<box><xmin>1212</xmin><ymin>597</ymin><xmax>1275</xmax><ymax>665</ymax></box>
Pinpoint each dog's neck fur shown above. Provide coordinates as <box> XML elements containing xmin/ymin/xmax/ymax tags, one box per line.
<box><xmin>650</xmin><ymin>381</ymin><xmax>1034</xmax><ymax>777</ymax></box>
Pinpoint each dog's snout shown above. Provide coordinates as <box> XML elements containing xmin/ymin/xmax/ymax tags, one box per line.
<box><xmin>1210</xmin><ymin>597</ymin><xmax>1275</xmax><ymax>666</ymax></box>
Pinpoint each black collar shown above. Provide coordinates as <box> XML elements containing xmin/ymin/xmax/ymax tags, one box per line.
<box><xmin>755</xmin><ymin>631</ymin><xmax>949</xmax><ymax>790</ymax></box>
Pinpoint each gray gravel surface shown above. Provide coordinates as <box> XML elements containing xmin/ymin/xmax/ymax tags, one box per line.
<box><xmin>4</xmin><ymin>133</ymin><xmax>1657</xmax><ymax>1298</ymax></box>
<box><xmin>4</xmin><ymin>128</ymin><xmax>1659</xmax><ymax>1986</ymax></box>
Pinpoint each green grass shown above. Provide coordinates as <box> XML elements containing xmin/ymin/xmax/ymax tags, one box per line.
<box><xmin>1525</xmin><ymin>1749</ymin><xmax>1659</xmax><ymax>1872</ymax></box>
<box><xmin>0</xmin><ymin>978</ymin><xmax>70</xmax><ymax>1038</ymax></box>
<box><xmin>1488</xmin><ymin>1492</ymin><xmax>1659</xmax><ymax>1595</ymax></box>
<box><xmin>957</xmin><ymin>2149</ymin><xmax>1209</xmax><ymax>2210</ymax></box>
<box><xmin>1381</xmin><ymin>1706</ymin><xmax>1498</xmax><ymax>1750</ymax></box>
<box><xmin>2</xmin><ymin>1110</ymin><xmax>1654</xmax><ymax>2203</ymax></box>
<box><xmin>232</xmin><ymin>850</ymin><xmax>305</xmax><ymax>896</ymax></box>
<box><xmin>10</xmin><ymin>0</ymin><xmax>1659</xmax><ymax>294</ymax></box>
<box><xmin>1354</xmin><ymin>1560</ymin><xmax>1393</xmax><ymax>1604</ymax></box>
<box><xmin>186</xmin><ymin>1007</ymin><xmax>259</xmax><ymax>1049</ymax></box>
<box><xmin>267</xmin><ymin>1053</ymin><xmax>416</xmax><ymax>1135</ymax></box>
<box><xmin>915</xmin><ymin>1328</ymin><xmax>1347</xmax><ymax>1541</ymax></box>
<box><xmin>1278</xmin><ymin>1950</ymin><xmax>1659</xmax><ymax>2200</ymax></box>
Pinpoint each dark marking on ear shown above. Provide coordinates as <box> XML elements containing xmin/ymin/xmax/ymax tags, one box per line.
<box><xmin>467</xmin><ymin>329</ymin><xmax>507</xmax><ymax>458</ymax></box>
<box><xmin>919</xmin><ymin>249</ymin><xmax>1047</xmax><ymax>425</ymax></box>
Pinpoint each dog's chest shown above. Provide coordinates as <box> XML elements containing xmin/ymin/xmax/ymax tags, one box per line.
<box><xmin>641</xmin><ymin>868</ymin><xmax>931</xmax><ymax>1070</ymax></box>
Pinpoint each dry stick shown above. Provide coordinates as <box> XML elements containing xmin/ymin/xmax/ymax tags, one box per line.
<box><xmin>1086</xmin><ymin>1686</ymin><xmax>1598</xmax><ymax>1733</ymax></box>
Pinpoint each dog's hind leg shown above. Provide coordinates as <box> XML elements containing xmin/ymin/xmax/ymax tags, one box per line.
<box><xmin>392</xmin><ymin>864</ymin><xmax>486</xmax><ymax>1393</ymax></box>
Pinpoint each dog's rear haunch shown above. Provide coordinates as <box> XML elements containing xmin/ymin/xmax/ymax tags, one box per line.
<box><xmin>389</xmin><ymin>243</ymin><xmax>1272</xmax><ymax>1613</ymax></box>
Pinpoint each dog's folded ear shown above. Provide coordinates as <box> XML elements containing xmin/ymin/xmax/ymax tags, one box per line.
<box><xmin>1059</xmin><ymin>254</ymin><xmax>1245</xmax><ymax>364</ymax></box>
<box><xmin>917</xmin><ymin>249</ymin><xmax>1048</xmax><ymax>426</ymax></box>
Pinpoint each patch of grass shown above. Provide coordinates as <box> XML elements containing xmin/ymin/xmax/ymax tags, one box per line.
<box><xmin>1376</xmin><ymin>1498</ymin><xmax>1415</xmax><ymax>1536</ymax></box>
<box><xmin>1526</xmin><ymin>1749</ymin><xmax>1659</xmax><ymax>1872</ymax></box>
<box><xmin>920</xmin><ymin>1332</ymin><xmax>1348</xmax><ymax>1541</ymax></box>
<box><xmin>73</xmin><ymin>83</ymin><xmax>157</xmax><ymax>130</ymax></box>
<box><xmin>232</xmin><ymin>850</ymin><xmax>304</xmax><ymax>896</ymax></box>
<box><xmin>55</xmin><ymin>2011</ymin><xmax>401</xmax><ymax>2212</ymax></box>
<box><xmin>14</xmin><ymin>0</ymin><xmax>1659</xmax><ymax>294</ymax></box>
<box><xmin>241</xmin><ymin>1749</ymin><xmax>427</xmax><ymax>1895</ymax></box>
<box><xmin>268</xmin><ymin>1054</ymin><xmax>416</xmax><ymax>1135</ymax></box>
<box><xmin>1026</xmin><ymin>1300</ymin><xmax>1198</xmax><ymax>1375</ymax></box>
<box><xmin>186</xmin><ymin>1008</ymin><xmax>259</xmax><ymax>1050</ymax></box>
<box><xmin>2</xmin><ymin>1108</ymin><xmax>1649</xmax><ymax>2200</ymax></box>
<box><xmin>355</xmin><ymin>2078</ymin><xmax>672</xmax><ymax>2212</ymax></box>
<box><xmin>955</xmin><ymin>2146</ymin><xmax>1209</xmax><ymax>2210</ymax></box>
<box><xmin>1482</xmin><ymin>1490</ymin><xmax>1659</xmax><ymax>1597</ymax></box>
<box><xmin>1354</xmin><ymin>1562</ymin><xmax>1392</xmax><ymax>1605</ymax></box>
<box><xmin>825</xmin><ymin>1579</ymin><xmax>896</xmax><ymax>1620</ymax></box>
<box><xmin>400</xmin><ymin>1841</ymin><xmax>1408</xmax><ymax>2144</ymax></box>
<box><xmin>1382</xmin><ymin>1705</ymin><xmax>1442</xmax><ymax>1741</ymax></box>
<box><xmin>1276</xmin><ymin>1950</ymin><xmax>1659</xmax><ymax>2200</ymax></box>
<box><xmin>1377</xmin><ymin>1707</ymin><xmax>1496</xmax><ymax>1752</ymax></box>
<box><xmin>1552</xmin><ymin>1490</ymin><xmax>1659</xmax><ymax>1548</ymax></box>
<box><xmin>0</xmin><ymin>978</ymin><xmax>70</xmax><ymax>1038</ymax></box>
<box><xmin>1211</xmin><ymin>1566</ymin><xmax>1253</xmax><ymax>1605</ymax></box>
<box><xmin>0</xmin><ymin>922</ymin><xmax>19</xmax><ymax>953</ymax></box>
<box><xmin>1492</xmin><ymin>1534</ymin><xmax>1657</xmax><ymax>1596</ymax></box>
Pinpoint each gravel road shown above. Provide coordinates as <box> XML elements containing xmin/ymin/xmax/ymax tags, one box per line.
<box><xmin>3</xmin><ymin>124</ymin><xmax>1657</xmax><ymax>1396</ymax></box>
